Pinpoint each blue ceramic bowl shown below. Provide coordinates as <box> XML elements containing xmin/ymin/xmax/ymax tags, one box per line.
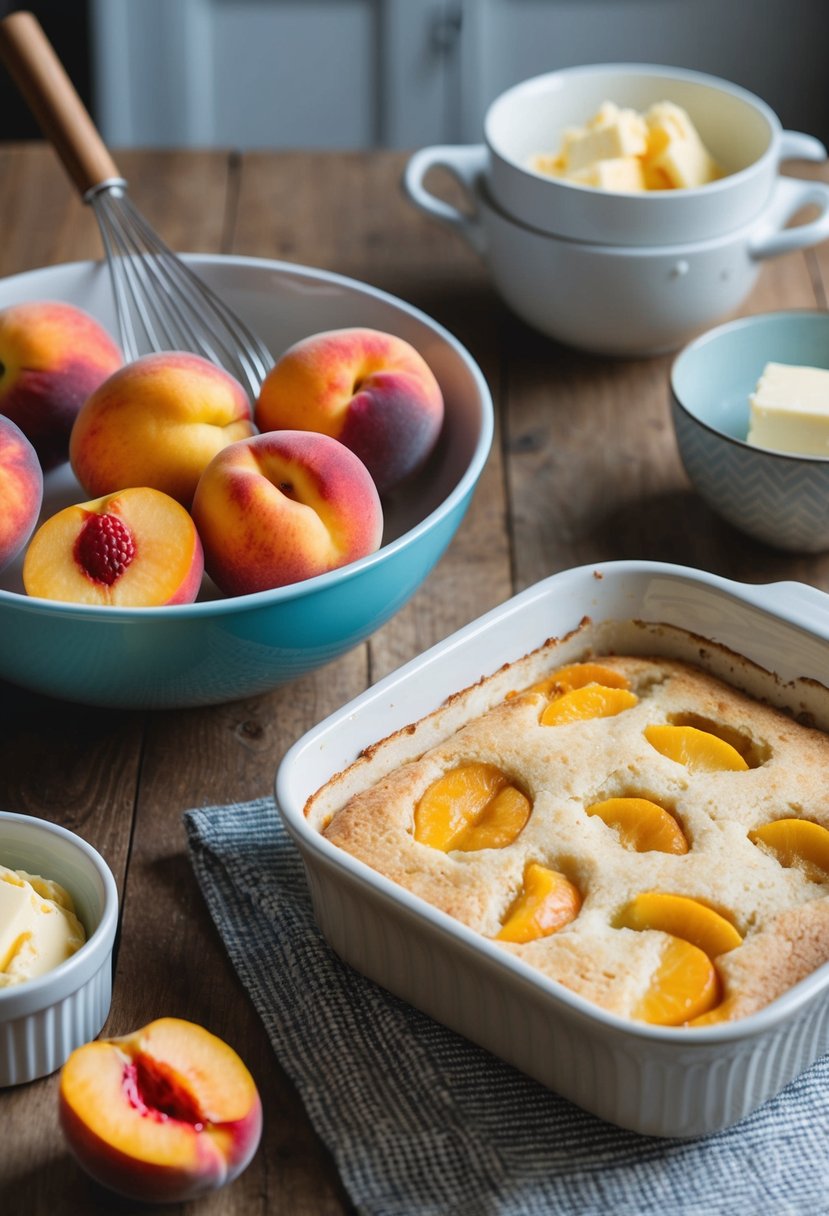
<box><xmin>671</xmin><ymin>310</ymin><xmax>829</xmax><ymax>552</ymax></box>
<box><xmin>0</xmin><ymin>256</ymin><xmax>493</xmax><ymax>708</ymax></box>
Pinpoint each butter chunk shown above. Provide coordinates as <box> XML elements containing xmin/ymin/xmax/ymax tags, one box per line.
<box><xmin>568</xmin><ymin>156</ymin><xmax>646</xmax><ymax>193</ymax></box>
<box><xmin>0</xmin><ymin>863</ymin><xmax>85</xmax><ymax>987</ymax></box>
<box><xmin>564</xmin><ymin>101</ymin><xmax>649</xmax><ymax>171</ymax></box>
<box><xmin>644</xmin><ymin>101</ymin><xmax>721</xmax><ymax>189</ymax></box>
<box><xmin>747</xmin><ymin>362</ymin><xmax>829</xmax><ymax>456</ymax></box>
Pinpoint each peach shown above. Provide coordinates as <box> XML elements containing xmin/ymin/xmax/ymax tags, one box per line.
<box><xmin>0</xmin><ymin>414</ymin><xmax>43</xmax><ymax>571</ymax></box>
<box><xmin>70</xmin><ymin>351</ymin><xmax>256</xmax><ymax>506</ymax></box>
<box><xmin>254</xmin><ymin>327</ymin><xmax>444</xmax><ymax>494</ymax></box>
<box><xmin>23</xmin><ymin>486</ymin><xmax>203</xmax><ymax>606</ymax></box>
<box><xmin>0</xmin><ymin>300</ymin><xmax>122</xmax><ymax>468</ymax></box>
<box><xmin>59</xmin><ymin>1017</ymin><xmax>262</xmax><ymax>1204</ymax></box>
<box><xmin>191</xmin><ymin>430</ymin><xmax>383</xmax><ymax>595</ymax></box>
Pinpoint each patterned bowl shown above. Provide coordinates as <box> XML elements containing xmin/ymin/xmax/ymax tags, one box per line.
<box><xmin>670</xmin><ymin>311</ymin><xmax>829</xmax><ymax>552</ymax></box>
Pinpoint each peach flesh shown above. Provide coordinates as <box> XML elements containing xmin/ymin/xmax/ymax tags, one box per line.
<box><xmin>0</xmin><ymin>300</ymin><xmax>122</xmax><ymax>469</ymax></box>
<box><xmin>59</xmin><ymin>1018</ymin><xmax>262</xmax><ymax>1203</ymax></box>
<box><xmin>23</xmin><ymin>486</ymin><xmax>203</xmax><ymax>606</ymax></box>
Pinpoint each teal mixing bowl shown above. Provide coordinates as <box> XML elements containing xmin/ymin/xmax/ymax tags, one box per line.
<box><xmin>0</xmin><ymin>256</ymin><xmax>493</xmax><ymax>708</ymax></box>
<box><xmin>671</xmin><ymin>310</ymin><xmax>829</xmax><ymax>552</ymax></box>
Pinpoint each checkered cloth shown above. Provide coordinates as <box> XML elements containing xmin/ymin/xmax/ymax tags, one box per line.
<box><xmin>185</xmin><ymin>797</ymin><xmax>829</xmax><ymax>1216</ymax></box>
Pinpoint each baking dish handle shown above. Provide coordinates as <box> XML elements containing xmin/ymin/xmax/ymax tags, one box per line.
<box><xmin>753</xmin><ymin>580</ymin><xmax>829</xmax><ymax>626</ymax></box>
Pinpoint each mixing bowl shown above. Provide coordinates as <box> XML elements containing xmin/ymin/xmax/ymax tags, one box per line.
<box><xmin>671</xmin><ymin>310</ymin><xmax>829</xmax><ymax>551</ymax></box>
<box><xmin>0</xmin><ymin>256</ymin><xmax>493</xmax><ymax>708</ymax></box>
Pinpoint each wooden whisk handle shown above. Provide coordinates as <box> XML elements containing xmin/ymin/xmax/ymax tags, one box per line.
<box><xmin>0</xmin><ymin>10</ymin><xmax>122</xmax><ymax>198</ymax></box>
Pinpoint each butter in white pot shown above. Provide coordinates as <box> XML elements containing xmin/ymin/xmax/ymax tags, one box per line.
<box><xmin>531</xmin><ymin>99</ymin><xmax>722</xmax><ymax>192</ymax></box>
<box><xmin>747</xmin><ymin>362</ymin><xmax>829</xmax><ymax>457</ymax></box>
<box><xmin>0</xmin><ymin>864</ymin><xmax>86</xmax><ymax>986</ymax></box>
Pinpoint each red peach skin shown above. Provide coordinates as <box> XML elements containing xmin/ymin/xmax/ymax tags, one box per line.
<box><xmin>0</xmin><ymin>414</ymin><xmax>43</xmax><ymax>571</ymax></box>
<box><xmin>255</xmin><ymin>327</ymin><xmax>444</xmax><ymax>494</ymax></box>
<box><xmin>70</xmin><ymin>351</ymin><xmax>256</xmax><ymax>506</ymax></box>
<box><xmin>59</xmin><ymin>1018</ymin><xmax>262</xmax><ymax>1204</ymax></box>
<box><xmin>0</xmin><ymin>301</ymin><xmax>122</xmax><ymax>468</ymax></box>
<box><xmin>191</xmin><ymin>430</ymin><xmax>384</xmax><ymax>595</ymax></box>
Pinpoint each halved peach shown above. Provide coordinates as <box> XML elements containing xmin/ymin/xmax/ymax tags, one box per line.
<box><xmin>23</xmin><ymin>487</ymin><xmax>203</xmax><ymax>606</ymax></box>
<box><xmin>59</xmin><ymin>1017</ymin><xmax>262</xmax><ymax>1203</ymax></box>
<box><xmin>617</xmin><ymin>891</ymin><xmax>743</xmax><ymax>957</ymax></box>
<box><xmin>495</xmin><ymin>862</ymin><xmax>582</xmax><ymax>943</ymax></box>
<box><xmin>644</xmin><ymin>723</ymin><xmax>748</xmax><ymax>772</ymax></box>
<box><xmin>540</xmin><ymin>684</ymin><xmax>638</xmax><ymax>726</ymax></box>
<box><xmin>748</xmin><ymin>817</ymin><xmax>829</xmax><ymax>877</ymax></box>
<box><xmin>413</xmin><ymin>761</ymin><xmax>531</xmax><ymax>851</ymax></box>
<box><xmin>585</xmin><ymin>796</ymin><xmax>689</xmax><ymax>854</ymax></box>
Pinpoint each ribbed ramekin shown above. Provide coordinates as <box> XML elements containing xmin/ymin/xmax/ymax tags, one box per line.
<box><xmin>0</xmin><ymin>811</ymin><xmax>118</xmax><ymax>1086</ymax></box>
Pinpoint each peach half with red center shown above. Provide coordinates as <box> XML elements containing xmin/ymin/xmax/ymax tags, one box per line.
<box><xmin>0</xmin><ymin>300</ymin><xmax>123</xmax><ymax>469</ymax></box>
<box><xmin>254</xmin><ymin>327</ymin><xmax>444</xmax><ymax>494</ymax></box>
<box><xmin>59</xmin><ymin>1017</ymin><xmax>263</xmax><ymax>1204</ymax></box>
<box><xmin>0</xmin><ymin>414</ymin><xmax>43</xmax><ymax>572</ymax></box>
<box><xmin>23</xmin><ymin>486</ymin><xmax>203</xmax><ymax>606</ymax></box>
<box><xmin>70</xmin><ymin>351</ymin><xmax>256</xmax><ymax>507</ymax></box>
<box><xmin>191</xmin><ymin>429</ymin><xmax>384</xmax><ymax>595</ymax></box>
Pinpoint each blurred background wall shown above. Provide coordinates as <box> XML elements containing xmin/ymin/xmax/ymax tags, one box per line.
<box><xmin>2</xmin><ymin>0</ymin><xmax>828</xmax><ymax>150</ymax></box>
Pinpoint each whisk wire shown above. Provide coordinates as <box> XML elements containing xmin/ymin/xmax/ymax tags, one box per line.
<box><xmin>90</xmin><ymin>185</ymin><xmax>275</xmax><ymax>399</ymax></box>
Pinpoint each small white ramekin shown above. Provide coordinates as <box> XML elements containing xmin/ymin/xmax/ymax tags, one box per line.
<box><xmin>0</xmin><ymin>811</ymin><xmax>118</xmax><ymax>1086</ymax></box>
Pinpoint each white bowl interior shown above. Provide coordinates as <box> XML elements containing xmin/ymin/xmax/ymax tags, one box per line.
<box><xmin>488</xmin><ymin>66</ymin><xmax>774</xmax><ymax>181</ymax></box>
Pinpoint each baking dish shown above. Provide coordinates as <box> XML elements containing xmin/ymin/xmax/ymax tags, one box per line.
<box><xmin>275</xmin><ymin>560</ymin><xmax>829</xmax><ymax>1137</ymax></box>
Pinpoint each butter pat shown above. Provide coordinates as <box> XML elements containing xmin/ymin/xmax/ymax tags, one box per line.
<box><xmin>0</xmin><ymin>864</ymin><xmax>86</xmax><ymax>987</ymax></box>
<box><xmin>531</xmin><ymin>97</ymin><xmax>721</xmax><ymax>193</ymax></box>
<box><xmin>645</xmin><ymin>101</ymin><xmax>721</xmax><ymax>189</ymax></box>
<box><xmin>562</xmin><ymin>101</ymin><xmax>648</xmax><ymax>171</ymax></box>
<box><xmin>747</xmin><ymin>362</ymin><xmax>829</xmax><ymax>456</ymax></box>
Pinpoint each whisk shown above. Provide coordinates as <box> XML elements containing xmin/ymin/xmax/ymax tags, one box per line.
<box><xmin>0</xmin><ymin>11</ymin><xmax>274</xmax><ymax>399</ymax></box>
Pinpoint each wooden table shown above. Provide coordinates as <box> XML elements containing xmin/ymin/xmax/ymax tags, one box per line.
<box><xmin>2</xmin><ymin>144</ymin><xmax>829</xmax><ymax>1215</ymax></box>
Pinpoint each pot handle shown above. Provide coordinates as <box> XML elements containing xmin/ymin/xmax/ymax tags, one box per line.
<box><xmin>749</xmin><ymin>174</ymin><xmax>829</xmax><ymax>260</ymax></box>
<box><xmin>779</xmin><ymin>130</ymin><xmax>827</xmax><ymax>163</ymax></box>
<box><xmin>403</xmin><ymin>145</ymin><xmax>488</xmax><ymax>255</ymax></box>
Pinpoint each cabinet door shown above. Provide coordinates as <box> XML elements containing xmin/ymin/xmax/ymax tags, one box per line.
<box><xmin>461</xmin><ymin>0</ymin><xmax>829</xmax><ymax>145</ymax></box>
<box><xmin>90</xmin><ymin>0</ymin><xmax>465</xmax><ymax>148</ymax></box>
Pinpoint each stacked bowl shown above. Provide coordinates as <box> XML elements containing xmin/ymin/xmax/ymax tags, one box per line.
<box><xmin>405</xmin><ymin>63</ymin><xmax>829</xmax><ymax>356</ymax></box>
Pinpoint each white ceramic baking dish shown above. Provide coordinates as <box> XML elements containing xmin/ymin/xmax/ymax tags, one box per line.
<box><xmin>275</xmin><ymin>560</ymin><xmax>829</xmax><ymax>1137</ymax></box>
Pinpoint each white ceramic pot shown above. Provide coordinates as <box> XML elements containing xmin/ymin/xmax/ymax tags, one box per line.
<box><xmin>404</xmin><ymin>147</ymin><xmax>829</xmax><ymax>356</ymax></box>
<box><xmin>480</xmin><ymin>63</ymin><xmax>826</xmax><ymax>245</ymax></box>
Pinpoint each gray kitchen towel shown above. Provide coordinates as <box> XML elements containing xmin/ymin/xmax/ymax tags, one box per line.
<box><xmin>185</xmin><ymin>796</ymin><xmax>829</xmax><ymax>1216</ymax></box>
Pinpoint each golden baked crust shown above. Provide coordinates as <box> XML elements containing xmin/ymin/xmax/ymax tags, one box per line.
<box><xmin>308</xmin><ymin>651</ymin><xmax>829</xmax><ymax>1024</ymax></box>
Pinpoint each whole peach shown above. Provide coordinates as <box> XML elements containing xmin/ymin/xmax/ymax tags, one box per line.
<box><xmin>254</xmin><ymin>327</ymin><xmax>444</xmax><ymax>493</ymax></box>
<box><xmin>59</xmin><ymin>1017</ymin><xmax>262</xmax><ymax>1204</ymax></box>
<box><xmin>70</xmin><ymin>351</ymin><xmax>256</xmax><ymax>506</ymax></box>
<box><xmin>23</xmin><ymin>486</ymin><xmax>203</xmax><ymax>606</ymax></box>
<box><xmin>0</xmin><ymin>415</ymin><xmax>43</xmax><ymax>571</ymax></box>
<box><xmin>0</xmin><ymin>300</ymin><xmax>123</xmax><ymax>468</ymax></box>
<box><xmin>191</xmin><ymin>429</ymin><xmax>383</xmax><ymax>595</ymax></box>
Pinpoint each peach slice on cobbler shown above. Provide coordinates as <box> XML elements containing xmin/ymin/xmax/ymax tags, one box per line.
<box><xmin>413</xmin><ymin>761</ymin><xmax>531</xmax><ymax>852</ymax></box>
